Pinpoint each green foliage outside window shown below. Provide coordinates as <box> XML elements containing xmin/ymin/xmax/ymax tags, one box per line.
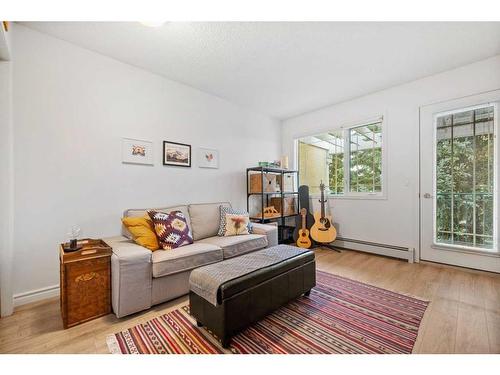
<box><xmin>328</xmin><ymin>142</ymin><xmax>344</xmax><ymax>194</ymax></box>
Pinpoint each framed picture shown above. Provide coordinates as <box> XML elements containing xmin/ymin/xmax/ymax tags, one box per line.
<box><xmin>122</xmin><ymin>138</ymin><xmax>154</xmax><ymax>165</ymax></box>
<box><xmin>163</xmin><ymin>141</ymin><xmax>191</xmax><ymax>167</ymax></box>
<box><xmin>198</xmin><ymin>148</ymin><xmax>219</xmax><ymax>169</ymax></box>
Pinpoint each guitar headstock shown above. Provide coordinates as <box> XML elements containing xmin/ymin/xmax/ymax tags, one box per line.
<box><xmin>319</xmin><ymin>180</ymin><xmax>325</xmax><ymax>191</ymax></box>
<box><xmin>300</xmin><ymin>208</ymin><xmax>307</xmax><ymax>216</ymax></box>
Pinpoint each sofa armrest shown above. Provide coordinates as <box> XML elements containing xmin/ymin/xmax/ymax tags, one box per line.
<box><xmin>251</xmin><ymin>223</ymin><xmax>279</xmax><ymax>247</ymax></box>
<box><xmin>104</xmin><ymin>236</ymin><xmax>153</xmax><ymax>318</ymax></box>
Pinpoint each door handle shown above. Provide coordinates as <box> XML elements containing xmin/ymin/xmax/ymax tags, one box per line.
<box><xmin>423</xmin><ymin>193</ymin><xmax>433</xmax><ymax>199</ymax></box>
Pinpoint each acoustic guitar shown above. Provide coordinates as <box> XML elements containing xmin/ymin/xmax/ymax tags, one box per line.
<box><xmin>296</xmin><ymin>208</ymin><xmax>312</xmax><ymax>248</ymax></box>
<box><xmin>293</xmin><ymin>185</ymin><xmax>315</xmax><ymax>242</ymax></box>
<box><xmin>310</xmin><ymin>181</ymin><xmax>337</xmax><ymax>244</ymax></box>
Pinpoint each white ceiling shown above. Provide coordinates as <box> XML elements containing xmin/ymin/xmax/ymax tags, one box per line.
<box><xmin>21</xmin><ymin>22</ymin><xmax>500</xmax><ymax>119</ymax></box>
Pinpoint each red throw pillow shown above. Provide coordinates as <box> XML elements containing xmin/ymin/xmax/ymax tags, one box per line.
<box><xmin>147</xmin><ymin>210</ymin><xmax>193</xmax><ymax>250</ymax></box>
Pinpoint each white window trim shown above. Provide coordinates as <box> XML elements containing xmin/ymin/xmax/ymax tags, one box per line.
<box><xmin>295</xmin><ymin>115</ymin><xmax>388</xmax><ymax>200</ymax></box>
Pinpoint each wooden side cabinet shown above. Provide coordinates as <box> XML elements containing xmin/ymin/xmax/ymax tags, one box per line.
<box><xmin>59</xmin><ymin>239</ymin><xmax>112</xmax><ymax>329</ymax></box>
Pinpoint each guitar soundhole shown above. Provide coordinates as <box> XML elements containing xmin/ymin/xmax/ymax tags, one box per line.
<box><xmin>318</xmin><ymin>218</ymin><xmax>331</xmax><ymax>231</ymax></box>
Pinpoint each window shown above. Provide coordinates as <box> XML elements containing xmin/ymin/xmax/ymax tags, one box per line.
<box><xmin>349</xmin><ymin>123</ymin><xmax>383</xmax><ymax>193</ymax></box>
<box><xmin>297</xmin><ymin>120</ymin><xmax>383</xmax><ymax>197</ymax></box>
<box><xmin>435</xmin><ymin>105</ymin><xmax>495</xmax><ymax>250</ymax></box>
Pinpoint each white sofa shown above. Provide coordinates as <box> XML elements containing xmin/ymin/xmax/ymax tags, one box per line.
<box><xmin>104</xmin><ymin>202</ymin><xmax>278</xmax><ymax>318</ymax></box>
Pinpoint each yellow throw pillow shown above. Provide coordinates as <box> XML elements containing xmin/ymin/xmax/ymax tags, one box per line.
<box><xmin>122</xmin><ymin>216</ymin><xmax>160</xmax><ymax>251</ymax></box>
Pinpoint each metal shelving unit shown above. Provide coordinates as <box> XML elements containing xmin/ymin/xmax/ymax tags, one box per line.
<box><xmin>246</xmin><ymin>167</ymin><xmax>299</xmax><ymax>244</ymax></box>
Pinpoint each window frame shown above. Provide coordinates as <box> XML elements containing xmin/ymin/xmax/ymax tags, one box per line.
<box><xmin>295</xmin><ymin>115</ymin><xmax>387</xmax><ymax>200</ymax></box>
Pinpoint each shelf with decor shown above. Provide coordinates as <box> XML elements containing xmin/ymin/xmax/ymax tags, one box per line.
<box><xmin>246</xmin><ymin>167</ymin><xmax>299</xmax><ymax>244</ymax></box>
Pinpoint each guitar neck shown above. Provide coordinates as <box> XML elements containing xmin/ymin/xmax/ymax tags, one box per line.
<box><xmin>301</xmin><ymin>213</ymin><xmax>306</xmax><ymax>230</ymax></box>
<box><xmin>320</xmin><ymin>187</ymin><xmax>325</xmax><ymax>218</ymax></box>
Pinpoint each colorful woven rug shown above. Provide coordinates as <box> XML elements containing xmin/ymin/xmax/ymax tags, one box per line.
<box><xmin>107</xmin><ymin>271</ymin><xmax>429</xmax><ymax>354</ymax></box>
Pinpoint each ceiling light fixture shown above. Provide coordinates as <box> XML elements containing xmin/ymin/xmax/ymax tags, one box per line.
<box><xmin>140</xmin><ymin>21</ymin><xmax>167</xmax><ymax>28</ymax></box>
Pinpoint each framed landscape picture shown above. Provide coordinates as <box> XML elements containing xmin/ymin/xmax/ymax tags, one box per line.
<box><xmin>122</xmin><ymin>138</ymin><xmax>154</xmax><ymax>165</ymax></box>
<box><xmin>163</xmin><ymin>141</ymin><xmax>191</xmax><ymax>167</ymax></box>
<box><xmin>198</xmin><ymin>148</ymin><xmax>219</xmax><ymax>169</ymax></box>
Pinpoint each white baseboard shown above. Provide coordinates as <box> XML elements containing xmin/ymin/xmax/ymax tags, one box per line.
<box><xmin>13</xmin><ymin>284</ymin><xmax>60</xmax><ymax>307</ymax></box>
<box><xmin>333</xmin><ymin>237</ymin><xmax>414</xmax><ymax>263</ymax></box>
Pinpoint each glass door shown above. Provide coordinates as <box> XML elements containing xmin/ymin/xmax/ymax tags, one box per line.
<box><xmin>420</xmin><ymin>91</ymin><xmax>500</xmax><ymax>272</ymax></box>
<box><xmin>435</xmin><ymin>105</ymin><xmax>496</xmax><ymax>251</ymax></box>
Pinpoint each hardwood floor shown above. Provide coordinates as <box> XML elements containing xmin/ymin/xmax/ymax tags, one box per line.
<box><xmin>1</xmin><ymin>248</ymin><xmax>499</xmax><ymax>354</ymax></box>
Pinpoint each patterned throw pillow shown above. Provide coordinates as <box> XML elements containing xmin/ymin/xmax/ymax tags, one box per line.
<box><xmin>224</xmin><ymin>213</ymin><xmax>251</xmax><ymax>236</ymax></box>
<box><xmin>147</xmin><ymin>210</ymin><xmax>193</xmax><ymax>250</ymax></box>
<box><xmin>217</xmin><ymin>205</ymin><xmax>253</xmax><ymax>236</ymax></box>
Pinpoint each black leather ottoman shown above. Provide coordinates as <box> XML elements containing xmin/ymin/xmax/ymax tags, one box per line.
<box><xmin>189</xmin><ymin>247</ymin><xmax>316</xmax><ymax>348</ymax></box>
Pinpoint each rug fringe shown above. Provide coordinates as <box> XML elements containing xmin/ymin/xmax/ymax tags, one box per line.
<box><xmin>106</xmin><ymin>334</ymin><xmax>121</xmax><ymax>354</ymax></box>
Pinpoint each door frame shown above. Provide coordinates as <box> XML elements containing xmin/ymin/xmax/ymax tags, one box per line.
<box><xmin>418</xmin><ymin>89</ymin><xmax>500</xmax><ymax>272</ymax></box>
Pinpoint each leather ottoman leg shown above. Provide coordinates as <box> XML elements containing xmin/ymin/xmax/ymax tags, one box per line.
<box><xmin>221</xmin><ymin>337</ymin><xmax>231</xmax><ymax>349</ymax></box>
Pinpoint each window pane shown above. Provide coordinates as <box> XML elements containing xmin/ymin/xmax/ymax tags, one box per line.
<box><xmin>452</xmin><ymin>123</ymin><xmax>473</xmax><ymax>193</ymax></box>
<box><xmin>349</xmin><ymin>123</ymin><xmax>382</xmax><ymax>193</ymax></box>
<box><xmin>436</xmin><ymin>126</ymin><xmax>453</xmax><ymax>193</ymax></box>
<box><xmin>453</xmin><ymin>193</ymin><xmax>474</xmax><ymax>239</ymax></box>
<box><xmin>434</xmin><ymin>105</ymin><xmax>495</xmax><ymax>250</ymax></box>
<box><xmin>328</xmin><ymin>131</ymin><xmax>344</xmax><ymax>194</ymax></box>
<box><xmin>436</xmin><ymin>192</ymin><xmax>452</xmax><ymax>237</ymax></box>
<box><xmin>475</xmin><ymin>193</ymin><xmax>493</xmax><ymax>238</ymax></box>
<box><xmin>453</xmin><ymin>110</ymin><xmax>473</xmax><ymax>126</ymax></box>
<box><xmin>298</xmin><ymin>130</ymin><xmax>344</xmax><ymax>195</ymax></box>
<box><xmin>475</xmin><ymin>121</ymin><xmax>494</xmax><ymax>193</ymax></box>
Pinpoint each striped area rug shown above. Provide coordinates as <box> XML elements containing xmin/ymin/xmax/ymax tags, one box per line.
<box><xmin>107</xmin><ymin>271</ymin><xmax>429</xmax><ymax>354</ymax></box>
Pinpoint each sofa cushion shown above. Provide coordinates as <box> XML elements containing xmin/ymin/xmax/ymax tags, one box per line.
<box><xmin>122</xmin><ymin>205</ymin><xmax>190</xmax><ymax>239</ymax></box>
<box><xmin>152</xmin><ymin>242</ymin><xmax>223</xmax><ymax>278</ymax></box>
<box><xmin>188</xmin><ymin>202</ymin><xmax>231</xmax><ymax>241</ymax></box>
<box><xmin>198</xmin><ymin>234</ymin><xmax>268</xmax><ymax>259</ymax></box>
<box><xmin>251</xmin><ymin>223</ymin><xmax>279</xmax><ymax>248</ymax></box>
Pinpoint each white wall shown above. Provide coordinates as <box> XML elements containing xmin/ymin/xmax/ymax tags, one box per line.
<box><xmin>11</xmin><ymin>25</ymin><xmax>280</xmax><ymax>299</ymax></box>
<box><xmin>0</xmin><ymin>61</ymin><xmax>14</xmax><ymax>316</ymax></box>
<box><xmin>282</xmin><ymin>55</ymin><xmax>500</xmax><ymax>254</ymax></box>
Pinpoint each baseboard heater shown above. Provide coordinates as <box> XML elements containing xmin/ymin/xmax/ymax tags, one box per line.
<box><xmin>333</xmin><ymin>237</ymin><xmax>414</xmax><ymax>263</ymax></box>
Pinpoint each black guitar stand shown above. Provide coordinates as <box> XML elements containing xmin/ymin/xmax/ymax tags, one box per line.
<box><xmin>310</xmin><ymin>241</ymin><xmax>342</xmax><ymax>253</ymax></box>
